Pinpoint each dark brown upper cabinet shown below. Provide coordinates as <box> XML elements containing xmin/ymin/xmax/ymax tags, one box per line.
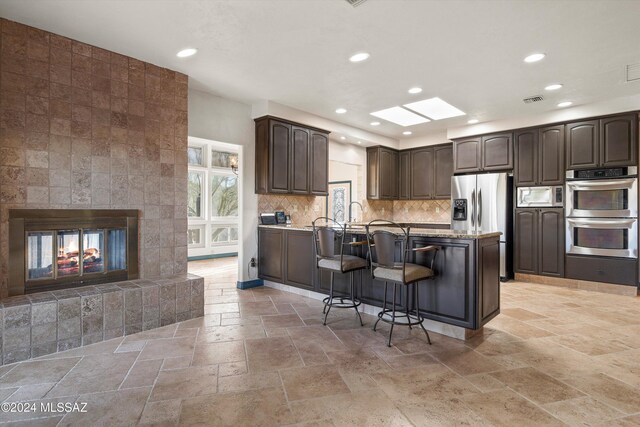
<box><xmin>482</xmin><ymin>133</ymin><xmax>513</xmax><ymax>171</ymax></box>
<box><xmin>367</xmin><ymin>146</ymin><xmax>398</xmax><ymax>200</ymax></box>
<box><xmin>368</xmin><ymin>143</ymin><xmax>453</xmax><ymax>201</ymax></box>
<box><xmin>566</xmin><ymin>114</ymin><xmax>637</xmax><ymax>170</ymax></box>
<box><xmin>515</xmin><ymin>125</ymin><xmax>564</xmax><ymax>186</ymax></box>
<box><xmin>453</xmin><ymin>133</ymin><xmax>512</xmax><ymax>173</ymax></box>
<box><xmin>434</xmin><ymin>144</ymin><xmax>453</xmax><ymax>198</ymax></box>
<box><xmin>453</xmin><ymin>137</ymin><xmax>481</xmax><ymax>173</ymax></box>
<box><xmin>514</xmin><ymin>208</ymin><xmax>564</xmax><ymax>278</ymax></box>
<box><xmin>310</xmin><ymin>131</ymin><xmax>329</xmax><ymax>195</ymax></box>
<box><xmin>399</xmin><ymin>150</ymin><xmax>411</xmax><ymax>200</ymax></box>
<box><xmin>566</xmin><ymin>120</ymin><xmax>599</xmax><ymax>170</ymax></box>
<box><xmin>600</xmin><ymin>114</ymin><xmax>637</xmax><ymax>167</ymax></box>
<box><xmin>410</xmin><ymin>147</ymin><xmax>435</xmax><ymax>199</ymax></box>
<box><xmin>255</xmin><ymin>116</ymin><xmax>330</xmax><ymax>195</ymax></box>
<box><xmin>291</xmin><ymin>126</ymin><xmax>310</xmax><ymax>194</ymax></box>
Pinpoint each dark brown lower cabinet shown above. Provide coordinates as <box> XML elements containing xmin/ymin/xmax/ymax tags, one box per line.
<box><xmin>284</xmin><ymin>230</ymin><xmax>315</xmax><ymax>290</ymax></box>
<box><xmin>258</xmin><ymin>227</ymin><xmax>500</xmax><ymax>330</ymax></box>
<box><xmin>257</xmin><ymin>228</ymin><xmax>285</xmax><ymax>282</ymax></box>
<box><xmin>514</xmin><ymin>208</ymin><xmax>564</xmax><ymax>277</ymax></box>
<box><xmin>565</xmin><ymin>255</ymin><xmax>637</xmax><ymax>286</ymax></box>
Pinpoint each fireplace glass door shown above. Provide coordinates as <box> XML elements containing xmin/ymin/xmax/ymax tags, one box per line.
<box><xmin>83</xmin><ymin>230</ymin><xmax>105</xmax><ymax>273</ymax></box>
<box><xmin>27</xmin><ymin>232</ymin><xmax>54</xmax><ymax>280</ymax></box>
<box><xmin>107</xmin><ymin>228</ymin><xmax>127</xmax><ymax>271</ymax></box>
<box><xmin>57</xmin><ymin>230</ymin><xmax>81</xmax><ymax>276</ymax></box>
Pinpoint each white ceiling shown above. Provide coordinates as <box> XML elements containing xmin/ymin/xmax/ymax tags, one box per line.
<box><xmin>3</xmin><ymin>0</ymin><xmax>640</xmax><ymax>139</ymax></box>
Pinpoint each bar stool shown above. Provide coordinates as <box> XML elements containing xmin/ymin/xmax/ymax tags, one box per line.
<box><xmin>366</xmin><ymin>220</ymin><xmax>440</xmax><ymax>347</ymax></box>
<box><xmin>312</xmin><ymin>217</ymin><xmax>369</xmax><ymax>326</ymax></box>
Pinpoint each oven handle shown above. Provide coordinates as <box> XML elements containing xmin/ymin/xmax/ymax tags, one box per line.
<box><xmin>566</xmin><ymin>178</ymin><xmax>637</xmax><ymax>191</ymax></box>
<box><xmin>566</xmin><ymin>217</ymin><xmax>637</xmax><ymax>229</ymax></box>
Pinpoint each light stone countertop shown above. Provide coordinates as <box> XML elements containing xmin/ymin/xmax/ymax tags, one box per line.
<box><xmin>258</xmin><ymin>224</ymin><xmax>501</xmax><ymax>240</ymax></box>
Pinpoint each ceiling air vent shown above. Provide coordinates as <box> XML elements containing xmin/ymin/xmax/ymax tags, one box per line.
<box><xmin>627</xmin><ymin>63</ymin><xmax>640</xmax><ymax>82</ymax></box>
<box><xmin>345</xmin><ymin>0</ymin><xmax>368</xmax><ymax>7</ymax></box>
<box><xmin>523</xmin><ymin>95</ymin><xmax>544</xmax><ymax>104</ymax></box>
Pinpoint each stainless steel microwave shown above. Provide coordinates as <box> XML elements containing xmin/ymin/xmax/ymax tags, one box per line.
<box><xmin>516</xmin><ymin>186</ymin><xmax>563</xmax><ymax>208</ymax></box>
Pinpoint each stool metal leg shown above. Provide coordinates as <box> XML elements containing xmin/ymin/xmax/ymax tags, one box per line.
<box><xmin>406</xmin><ymin>285</ymin><xmax>412</xmax><ymax>330</ymax></box>
<box><xmin>351</xmin><ymin>272</ymin><xmax>363</xmax><ymax>326</ymax></box>
<box><xmin>373</xmin><ymin>281</ymin><xmax>387</xmax><ymax>332</ymax></box>
<box><xmin>323</xmin><ymin>271</ymin><xmax>334</xmax><ymax>326</ymax></box>
<box><xmin>388</xmin><ymin>282</ymin><xmax>398</xmax><ymax>347</ymax></box>
<box><xmin>415</xmin><ymin>281</ymin><xmax>431</xmax><ymax>345</ymax></box>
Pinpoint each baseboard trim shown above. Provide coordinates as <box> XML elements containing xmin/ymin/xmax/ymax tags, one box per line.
<box><xmin>514</xmin><ymin>273</ymin><xmax>639</xmax><ymax>297</ymax></box>
<box><xmin>188</xmin><ymin>253</ymin><xmax>238</xmax><ymax>261</ymax></box>
<box><xmin>237</xmin><ymin>279</ymin><xmax>264</xmax><ymax>290</ymax></box>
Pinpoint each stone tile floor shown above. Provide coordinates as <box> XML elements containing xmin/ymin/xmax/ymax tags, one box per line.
<box><xmin>0</xmin><ymin>257</ymin><xmax>639</xmax><ymax>425</ymax></box>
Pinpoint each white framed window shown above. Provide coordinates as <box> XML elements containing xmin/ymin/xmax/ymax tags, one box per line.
<box><xmin>187</xmin><ymin>171</ymin><xmax>204</xmax><ymax>219</ymax></box>
<box><xmin>187</xmin><ymin>225</ymin><xmax>206</xmax><ymax>248</ymax></box>
<box><xmin>187</xmin><ymin>137</ymin><xmax>240</xmax><ymax>257</ymax></box>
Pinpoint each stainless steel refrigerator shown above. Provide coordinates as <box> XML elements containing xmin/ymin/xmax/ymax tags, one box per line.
<box><xmin>451</xmin><ymin>173</ymin><xmax>513</xmax><ymax>281</ymax></box>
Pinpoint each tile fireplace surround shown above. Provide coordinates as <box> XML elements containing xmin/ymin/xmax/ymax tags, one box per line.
<box><xmin>0</xmin><ymin>19</ymin><xmax>204</xmax><ymax>363</ymax></box>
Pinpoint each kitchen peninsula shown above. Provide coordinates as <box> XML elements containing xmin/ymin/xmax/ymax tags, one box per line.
<box><xmin>257</xmin><ymin>223</ymin><xmax>501</xmax><ymax>339</ymax></box>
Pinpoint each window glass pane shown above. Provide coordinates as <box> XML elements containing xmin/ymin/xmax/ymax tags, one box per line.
<box><xmin>83</xmin><ymin>230</ymin><xmax>105</xmax><ymax>273</ymax></box>
<box><xmin>188</xmin><ymin>228</ymin><xmax>202</xmax><ymax>245</ymax></box>
<box><xmin>211</xmin><ymin>227</ymin><xmax>229</xmax><ymax>243</ymax></box>
<box><xmin>211</xmin><ymin>175</ymin><xmax>238</xmax><ymax>218</ymax></box>
<box><xmin>27</xmin><ymin>232</ymin><xmax>54</xmax><ymax>280</ymax></box>
<box><xmin>188</xmin><ymin>172</ymin><xmax>203</xmax><ymax>218</ymax></box>
<box><xmin>188</xmin><ymin>146</ymin><xmax>203</xmax><ymax>166</ymax></box>
<box><xmin>230</xmin><ymin>227</ymin><xmax>238</xmax><ymax>242</ymax></box>
<box><xmin>211</xmin><ymin>150</ymin><xmax>238</xmax><ymax>168</ymax></box>
<box><xmin>57</xmin><ymin>230</ymin><xmax>80</xmax><ymax>276</ymax></box>
<box><xmin>107</xmin><ymin>228</ymin><xmax>127</xmax><ymax>271</ymax></box>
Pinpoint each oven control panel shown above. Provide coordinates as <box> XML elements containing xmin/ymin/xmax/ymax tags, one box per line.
<box><xmin>569</xmin><ymin>166</ymin><xmax>637</xmax><ymax>180</ymax></box>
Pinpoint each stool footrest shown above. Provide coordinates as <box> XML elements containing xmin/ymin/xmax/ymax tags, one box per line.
<box><xmin>322</xmin><ymin>296</ymin><xmax>362</xmax><ymax>309</ymax></box>
<box><xmin>376</xmin><ymin>308</ymin><xmax>425</xmax><ymax>327</ymax></box>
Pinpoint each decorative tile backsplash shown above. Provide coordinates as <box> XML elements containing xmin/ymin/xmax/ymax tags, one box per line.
<box><xmin>258</xmin><ymin>194</ymin><xmax>451</xmax><ymax>225</ymax></box>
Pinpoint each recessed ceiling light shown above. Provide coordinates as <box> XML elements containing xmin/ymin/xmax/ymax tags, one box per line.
<box><xmin>176</xmin><ymin>48</ymin><xmax>197</xmax><ymax>58</ymax></box>
<box><xmin>402</xmin><ymin>131</ymin><xmax>412</xmax><ymax>135</ymax></box>
<box><xmin>335</xmin><ymin>108</ymin><xmax>347</xmax><ymax>114</ymax></box>
<box><xmin>349</xmin><ymin>52</ymin><xmax>370</xmax><ymax>63</ymax></box>
<box><xmin>370</xmin><ymin>106</ymin><xmax>430</xmax><ymax>127</ymax></box>
<box><xmin>404</xmin><ymin>97</ymin><xmax>465</xmax><ymax>120</ymax></box>
<box><xmin>524</xmin><ymin>53</ymin><xmax>545</xmax><ymax>63</ymax></box>
<box><xmin>340</xmin><ymin>136</ymin><xmax>346</xmax><ymax>140</ymax></box>
<box><xmin>545</xmin><ymin>83</ymin><xmax>563</xmax><ymax>91</ymax></box>
<box><xmin>357</xmin><ymin>141</ymin><xmax>362</xmax><ymax>144</ymax></box>
<box><xmin>467</xmin><ymin>119</ymin><xmax>479</xmax><ymax>124</ymax></box>
<box><xmin>370</xmin><ymin>121</ymin><xmax>380</xmax><ymax>126</ymax></box>
<box><xmin>408</xmin><ymin>87</ymin><xmax>422</xmax><ymax>94</ymax></box>
<box><xmin>557</xmin><ymin>101</ymin><xmax>572</xmax><ymax>108</ymax></box>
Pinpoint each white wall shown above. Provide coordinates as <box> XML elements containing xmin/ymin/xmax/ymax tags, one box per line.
<box><xmin>189</xmin><ymin>89</ymin><xmax>257</xmax><ymax>282</ymax></box>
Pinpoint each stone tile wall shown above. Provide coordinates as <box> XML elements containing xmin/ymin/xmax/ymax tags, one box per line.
<box><xmin>0</xmin><ymin>274</ymin><xmax>204</xmax><ymax>364</ymax></box>
<box><xmin>0</xmin><ymin>18</ymin><xmax>189</xmax><ymax>297</ymax></box>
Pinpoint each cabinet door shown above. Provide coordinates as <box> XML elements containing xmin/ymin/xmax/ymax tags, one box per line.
<box><xmin>258</xmin><ymin>228</ymin><xmax>284</xmax><ymax>282</ymax></box>
<box><xmin>380</xmin><ymin>148</ymin><xmax>398</xmax><ymax>199</ymax></box>
<box><xmin>269</xmin><ymin>120</ymin><xmax>291</xmax><ymax>193</ymax></box>
<box><xmin>514</xmin><ymin>209</ymin><xmax>537</xmax><ymax>274</ymax></box>
<box><xmin>600</xmin><ymin>114</ymin><xmax>637</xmax><ymax>167</ymax></box>
<box><xmin>539</xmin><ymin>125</ymin><xmax>565</xmax><ymax>185</ymax></box>
<box><xmin>310</xmin><ymin>131</ymin><xmax>329</xmax><ymax>195</ymax></box>
<box><xmin>482</xmin><ymin>133</ymin><xmax>513</xmax><ymax>171</ymax></box>
<box><xmin>366</xmin><ymin>148</ymin><xmax>379</xmax><ymax>199</ymax></box>
<box><xmin>399</xmin><ymin>151</ymin><xmax>411</xmax><ymax>200</ymax></box>
<box><xmin>514</xmin><ymin>129</ymin><xmax>538</xmax><ymax>186</ymax></box>
<box><xmin>538</xmin><ymin>208</ymin><xmax>564</xmax><ymax>277</ymax></box>
<box><xmin>566</xmin><ymin>120</ymin><xmax>599</xmax><ymax>170</ymax></box>
<box><xmin>410</xmin><ymin>148</ymin><xmax>434</xmax><ymax>199</ymax></box>
<box><xmin>291</xmin><ymin>126</ymin><xmax>310</xmax><ymax>194</ymax></box>
<box><xmin>453</xmin><ymin>138</ymin><xmax>481</xmax><ymax>173</ymax></box>
<box><xmin>434</xmin><ymin>144</ymin><xmax>453</xmax><ymax>199</ymax></box>
<box><xmin>284</xmin><ymin>231</ymin><xmax>315</xmax><ymax>290</ymax></box>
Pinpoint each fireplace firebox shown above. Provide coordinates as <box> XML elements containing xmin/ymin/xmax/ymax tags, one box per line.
<box><xmin>8</xmin><ymin>210</ymin><xmax>139</xmax><ymax>296</ymax></box>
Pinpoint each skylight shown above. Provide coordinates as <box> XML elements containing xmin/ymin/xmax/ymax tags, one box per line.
<box><xmin>370</xmin><ymin>106</ymin><xmax>430</xmax><ymax>127</ymax></box>
<box><xmin>403</xmin><ymin>97</ymin><xmax>465</xmax><ymax>120</ymax></box>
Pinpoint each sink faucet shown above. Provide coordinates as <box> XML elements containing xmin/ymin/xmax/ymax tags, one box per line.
<box><xmin>348</xmin><ymin>201</ymin><xmax>364</xmax><ymax>223</ymax></box>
